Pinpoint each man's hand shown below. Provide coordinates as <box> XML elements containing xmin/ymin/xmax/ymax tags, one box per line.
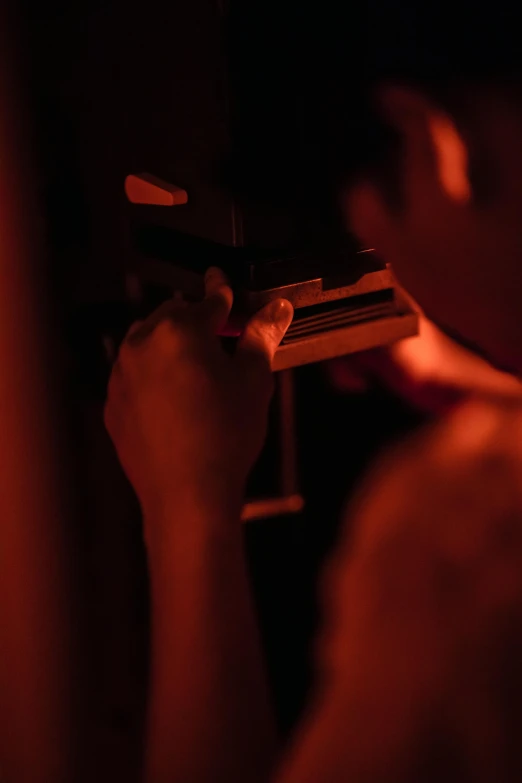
<box><xmin>327</xmin><ymin>292</ymin><xmax>522</xmax><ymax>415</ymax></box>
<box><xmin>104</xmin><ymin>267</ymin><xmax>293</xmax><ymax>518</ymax></box>
<box><xmin>105</xmin><ymin>272</ymin><xmax>292</xmax><ymax>783</ymax></box>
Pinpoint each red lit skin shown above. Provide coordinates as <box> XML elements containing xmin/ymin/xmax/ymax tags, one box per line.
<box><xmin>104</xmin><ymin>86</ymin><xmax>522</xmax><ymax>783</ymax></box>
<box><xmin>105</xmin><ymin>270</ymin><xmax>293</xmax><ymax>783</ymax></box>
<box><xmin>107</xmin><ymin>276</ymin><xmax>522</xmax><ymax>783</ymax></box>
<box><xmin>327</xmin><ymin>289</ymin><xmax>522</xmax><ymax>415</ymax></box>
<box><xmin>275</xmin><ymin>398</ymin><xmax>522</xmax><ymax>783</ymax></box>
<box><xmin>347</xmin><ymin>87</ymin><xmax>522</xmax><ymax>377</ymax></box>
<box><xmin>273</xmin><ymin>88</ymin><xmax>522</xmax><ymax>782</ymax></box>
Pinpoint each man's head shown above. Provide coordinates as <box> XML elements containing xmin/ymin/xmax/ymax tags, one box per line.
<box><xmin>228</xmin><ymin>0</ymin><xmax>522</xmax><ymax>374</ymax></box>
<box><xmin>334</xmin><ymin>1</ymin><xmax>522</xmax><ymax>374</ymax></box>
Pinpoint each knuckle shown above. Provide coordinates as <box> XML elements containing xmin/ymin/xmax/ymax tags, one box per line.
<box><xmin>249</xmin><ymin>307</ymin><xmax>278</xmax><ymax>335</ymax></box>
<box><xmin>245</xmin><ymin>320</ymin><xmax>265</xmax><ymax>344</ymax></box>
<box><xmin>152</xmin><ymin>317</ymin><xmax>174</xmax><ymax>342</ymax></box>
<box><xmin>152</xmin><ymin>318</ymin><xmax>186</xmax><ymax>352</ymax></box>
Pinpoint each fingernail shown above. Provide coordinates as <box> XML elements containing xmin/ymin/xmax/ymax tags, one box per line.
<box><xmin>268</xmin><ymin>298</ymin><xmax>294</xmax><ymax>329</ymax></box>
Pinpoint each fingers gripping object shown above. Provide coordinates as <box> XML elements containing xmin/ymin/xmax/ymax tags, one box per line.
<box><xmin>203</xmin><ymin>271</ymin><xmax>300</xmax><ymax>521</ymax></box>
<box><xmin>110</xmin><ymin>269</ymin><xmax>301</xmax><ymax>522</ymax></box>
<box><xmin>203</xmin><ymin>267</ymin><xmax>294</xmax><ymax>371</ymax></box>
<box><xmin>124</xmin><ymin>183</ymin><xmax>418</xmax><ymax>373</ymax></box>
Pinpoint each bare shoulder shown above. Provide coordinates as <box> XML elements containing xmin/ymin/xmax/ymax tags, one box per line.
<box><xmin>314</xmin><ymin>398</ymin><xmax>522</xmax><ymax>783</ymax></box>
<box><xmin>429</xmin><ymin>395</ymin><xmax>522</xmax><ymax>460</ymax></box>
<box><xmin>326</xmin><ymin>396</ymin><xmax>522</xmax><ymax>658</ymax></box>
<box><xmin>342</xmin><ymin>396</ymin><xmax>522</xmax><ymax>565</ymax></box>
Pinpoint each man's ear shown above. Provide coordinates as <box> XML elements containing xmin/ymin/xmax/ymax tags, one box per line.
<box><xmin>377</xmin><ymin>85</ymin><xmax>472</xmax><ymax>205</ymax></box>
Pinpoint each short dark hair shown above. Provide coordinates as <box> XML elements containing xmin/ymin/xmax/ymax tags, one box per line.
<box><xmin>227</xmin><ymin>0</ymin><xmax>522</xmax><ymax>212</ymax></box>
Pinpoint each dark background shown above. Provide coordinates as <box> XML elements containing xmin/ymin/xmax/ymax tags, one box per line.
<box><xmin>16</xmin><ymin>0</ymin><xmax>425</xmax><ymax>777</ymax></box>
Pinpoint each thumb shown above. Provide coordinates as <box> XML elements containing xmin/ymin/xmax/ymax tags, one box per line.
<box><xmin>237</xmin><ymin>298</ymin><xmax>294</xmax><ymax>372</ymax></box>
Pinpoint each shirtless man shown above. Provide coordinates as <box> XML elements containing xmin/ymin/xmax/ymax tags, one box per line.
<box><xmin>105</xmin><ymin>1</ymin><xmax>522</xmax><ymax>780</ymax></box>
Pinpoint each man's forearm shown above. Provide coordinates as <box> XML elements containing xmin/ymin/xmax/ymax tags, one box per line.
<box><xmin>144</xmin><ymin>495</ymin><xmax>277</xmax><ymax>783</ymax></box>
